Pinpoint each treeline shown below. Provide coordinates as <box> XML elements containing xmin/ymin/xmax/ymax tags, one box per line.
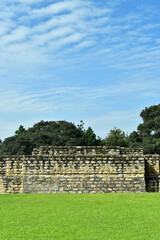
<box><xmin>0</xmin><ymin>103</ymin><xmax>160</xmax><ymax>155</ymax></box>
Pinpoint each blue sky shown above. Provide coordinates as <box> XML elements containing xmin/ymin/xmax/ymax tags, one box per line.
<box><xmin>0</xmin><ymin>0</ymin><xmax>160</xmax><ymax>140</ymax></box>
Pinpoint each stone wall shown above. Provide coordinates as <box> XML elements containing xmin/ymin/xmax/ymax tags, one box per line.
<box><xmin>0</xmin><ymin>146</ymin><xmax>159</xmax><ymax>194</ymax></box>
<box><xmin>32</xmin><ymin>146</ymin><xmax>143</xmax><ymax>156</ymax></box>
<box><xmin>145</xmin><ymin>155</ymin><xmax>160</xmax><ymax>192</ymax></box>
<box><xmin>0</xmin><ymin>146</ymin><xmax>145</xmax><ymax>194</ymax></box>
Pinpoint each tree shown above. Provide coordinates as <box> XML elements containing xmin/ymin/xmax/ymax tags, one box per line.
<box><xmin>84</xmin><ymin>127</ymin><xmax>101</xmax><ymax>146</ymax></box>
<box><xmin>137</xmin><ymin>104</ymin><xmax>160</xmax><ymax>154</ymax></box>
<box><xmin>0</xmin><ymin>135</ymin><xmax>32</xmax><ymax>155</ymax></box>
<box><xmin>77</xmin><ymin>121</ymin><xmax>103</xmax><ymax>146</ymax></box>
<box><xmin>0</xmin><ymin>120</ymin><xmax>86</xmax><ymax>155</ymax></box>
<box><xmin>77</xmin><ymin>120</ymin><xmax>85</xmax><ymax>132</ymax></box>
<box><xmin>103</xmin><ymin>127</ymin><xmax>128</xmax><ymax>147</ymax></box>
<box><xmin>127</xmin><ymin>131</ymin><xmax>143</xmax><ymax>148</ymax></box>
<box><xmin>15</xmin><ymin>125</ymin><xmax>26</xmax><ymax>135</ymax></box>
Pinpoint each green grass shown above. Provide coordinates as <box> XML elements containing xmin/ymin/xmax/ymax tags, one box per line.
<box><xmin>0</xmin><ymin>193</ymin><xmax>160</xmax><ymax>240</ymax></box>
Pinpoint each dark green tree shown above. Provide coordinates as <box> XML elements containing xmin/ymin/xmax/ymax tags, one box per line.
<box><xmin>77</xmin><ymin>121</ymin><xmax>103</xmax><ymax>146</ymax></box>
<box><xmin>84</xmin><ymin>127</ymin><xmax>101</xmax><ymax>146</ymax></box>
<box><xmin>0</xmin><ymin>139</ymin><xmax>2</xmax><ymax>153</ymax></box>
<box><xmin>137</xmin><ymin>104</ymin><xmax>160</xmax><ymax>154</ymax></box>
<box><xmin>103</xmin><ymin>127</ymin><xmax>128</xmax><ymax>147</ymax></box>
<box><xmin>15</xmin><ymin>125</ymin><xmax>26</xmax><ymax>135</ymax></box>
<box><xmin>0</xmin><ymin>120</ymin><xmax>86</xmax><ymax>155</ymax></box>
<box><xmin>127</xmin><ymin>131</ymin><xmax>143</xmax><ymax>148</ymax></box>
<box><xmin>0</xmin><ymin>135</ymin><xmax>32</xmax><ymax>155</ymax></box>
<box><xmin>77</xmin><ymin>120</ymin><xmax>85</xmax><ymax>132</ymax></box>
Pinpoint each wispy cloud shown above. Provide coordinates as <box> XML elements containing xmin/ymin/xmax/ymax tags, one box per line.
<box><xmin>0</xmin><ymin>77</ymin><xmax>159</xmax><ymax>114</ymax></box>
<box><xmin>0</xmin><ymin>0</ymin><xmax>160</xmax><ymax>140</ymax></box>
<box><xmin>0</xmin><ymin>0</ymin><xmax>160</xmax><ymax>74</ymax></box>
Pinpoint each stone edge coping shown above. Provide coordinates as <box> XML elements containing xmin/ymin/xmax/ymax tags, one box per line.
<box><xmin>0</xmin><ymin>154</ymin><xmax>148</xmax><ymax>159</ymax></box>
<box><xmin>31</xmin><ymin>154</ymin><xmax>146</xmax><ymax>158</ymax></box>
<box><xmin>33</xmin><ymin>145</ymin><xmax>143</xmax><ymax>148</ymax></box>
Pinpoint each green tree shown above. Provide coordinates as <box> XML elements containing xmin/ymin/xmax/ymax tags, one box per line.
<box><xmin>127</xmin><ymin>131</ymin><xmax>143</xmax><ymax>148</ymax></box>
<box><xmin>77</xmin><ymin>121</ymin><xmax>103</xmax><ymax>146</ymax></box>
<box><xmin>84</xmin><ymin>127</ymin><xmax>100</xmax><ymax>146</ymax></box>
<box><xmin>104</xmin><ymin>127</ymin><xmax>128</xmax><ymax>147</ymax></box>
<box><xmin>0</xmin><ymin>135</ymin><xmax>32</xmax><ymax>155</ymax></box>
<box><xmin>137</xmin><ymin>104</ymin><xmax>160</xmax><ymax>154</ymax></box>
<box><xmin>0</xmin><ymin>120</ymin><xmax>86</xmax><ymax>155</ymax></box>
<box><xmin>77</xmin><ymin>120</ymin><xmax>85</xmax><ymax>132</ymax></box>
<box><xmin>15</xmin><ymin>125</ymin><xmax>26</xmax><ymax>135</ymax></box>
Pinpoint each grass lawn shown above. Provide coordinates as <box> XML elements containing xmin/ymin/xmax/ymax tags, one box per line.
<box><xmin>0</xmin><ymin>193</ymin><xmax>160</xmax><ymax>240</ymax></box>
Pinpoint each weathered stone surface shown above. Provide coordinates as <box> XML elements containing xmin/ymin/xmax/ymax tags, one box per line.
<box><xmin>32</xmin><ymin>146</ymin><xmax>143</xmax><ymax>156</ymax></box>
<box><xmin>0</xmin><ymin>146</ymin><xmax>159</xmax><ymax>194</ymax></box>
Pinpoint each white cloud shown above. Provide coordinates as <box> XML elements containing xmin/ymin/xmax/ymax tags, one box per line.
<box><xmin>31</xmin><ymin>26</ymin><xmax>74</xmax><ymax>46</ymax></box>
<box><xmin>0</xmin><ymin>0</ymin><xmax>160</xmax><ymax>140</ymax></box>
<box><xmin>31</xmin><ymin>1</ymin><xmax>82</xmax><ymax>16</ymax></box>
<box><xmin>0</xmin><ymin>78</ymin><xmax>159</xmax><ymax>114</ymax></box>
<box><xmin>8</xmin><ymin>0</ymin><xmax>44</xmax><ymax>4</ymax></box>
<box><xmin>0</xmin><ymin>0</ymin><xmax>112</xmax><ymax>70</ymax></box>
<box><xmin>0</xmin><ymin>0</ymin><xmax>159</xmax><ymax>74</ymax></box>
<box><xmin>1</xmin><ymin>26</ymin><xmax>29</xmax><ymax>45</ymax></box>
